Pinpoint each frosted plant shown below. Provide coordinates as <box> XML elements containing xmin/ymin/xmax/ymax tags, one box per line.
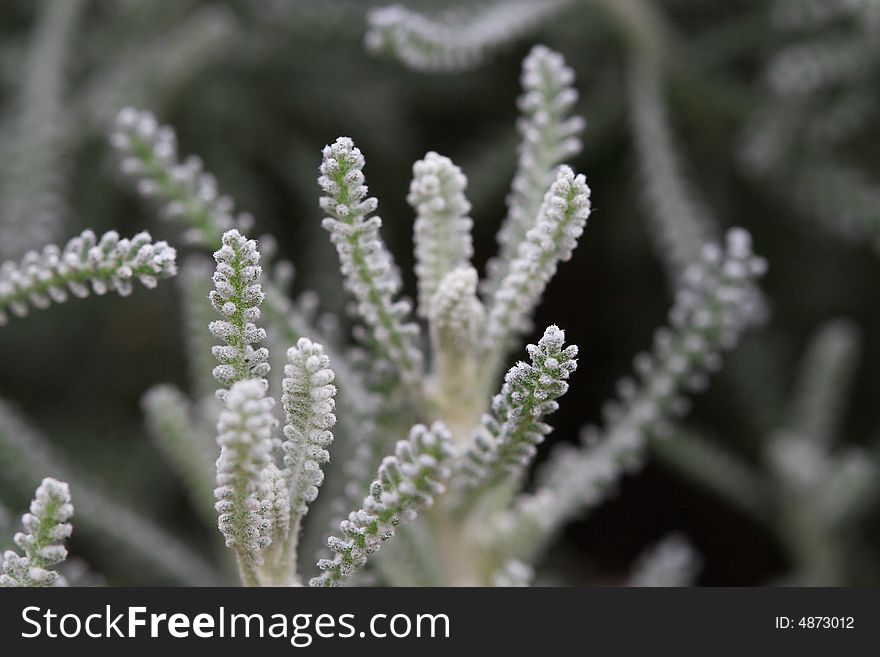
<box><xmin>203</xmin><ymin>234</ymin><xmax>341</xmax><ymax>587</ymax></box>
<box><xmin>1</xmin><ymin>478</ymin><xmax>73</xmax><ymax>587</ymax></box>
<box><xmin>461</xmin><ymin>325</ymin><xmax>578</xmax><ymax>490</ymax></box>
<box><xmin>312</xmin><ymin>422</ymin><xmax>455</xmax><ymax>587</ymax></box>
<box><xmin>262</xmin><ymin>338</ymin><xmax>337</xmax><ymax>585</ymax></box>
<box><xmin>95</xmin><ymin>41</ymin><xmax>771</xmax><ymax>588</ymax></box>
<box><xmin>366</xmin><ymin>0</ymin><xmax>574</xmax><ymax>72</ymax></box>
<box><xmin>208</xmin><ymin>229</ymin><xmax>270</xmax><ymax>398</ymax></box>
<box><xmin>0</xmin><ymin>229</ymin><xmax>177</xmax><ymax>326</ymax></box>
<box><xmin>741</xmin><ymin>0</ymin><xmax>880</xmax><ymax>252</ymax></box>
<box><xmin>214</xmin><ymin>379</ymin><xmax>276</xmax><ymax>585</ymax></box>
<box><xmin>409</xmin><ymin>151</ymin><xmax>474</xmax><ymax>318</ymax></box>
<box><xmin>0</xmin><ymin>29</ymin><xmax>796</xmax><ymax>587</ymax></box>
<box><xmin>109</xmin><ymin>108</ymin><xmax>353</xmax><ymax>403</ymax></box>
<box><xmin>652</xmin><ymin>318</ymin><xmax>877</xmax><ymax>585</ymax></box>
<box><xmin>111</xmin><ymin>107</ymin><xmax>254</xmax><ymax>247</ymax></box>
<box><xmin>319</xmin><ymin>137</ymin><xmax>424</xmax><ymax>388</ymax></box>
<box><xmin>483</xmin><ymin>44</ymin><xmax>585</xmax><ymax>299</ymax></box>
<box><xmin>100</xmin><ymin>58</ymin><xmax>598</xmax><ymax>585</ymax></box>
<box><xmin>0</xmin><ymin>398</ymin><xmax>221</xmax><ymax>585</ymax></box>
<box><xmin>484</xmin><ymin>165</ymin><xmax>590</xmax><ymax>358</ymax></box>
<box><xmin>493</xmin><ymin>229</ymin><xmax>767</xmax><ymax>563</ymax></box>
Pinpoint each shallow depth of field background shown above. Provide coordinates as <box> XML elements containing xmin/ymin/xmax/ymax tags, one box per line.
<box><xmin>1</xmin><ymin>0</ymin><xmax>879</xmax><ymax>585</ymax></box>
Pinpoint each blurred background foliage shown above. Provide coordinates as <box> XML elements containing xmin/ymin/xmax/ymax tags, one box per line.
<box><xmin>1</xmin><ymin>0</ymin><xmax>879</xmax><ymax>585</ymax></box>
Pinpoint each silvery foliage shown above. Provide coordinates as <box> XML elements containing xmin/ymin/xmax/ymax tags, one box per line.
<box><xmin>741</xmin><ymin>0</ymin><xmax>880</xmax><ymax>252</ymax></box>
<box><xmin>363</xmin><ymin>1</ymin><xmax>879</xmax><ymax>586</ymax></box>
<box><xmin>209</xmin><ymin>230</ymin><xmax>270</xmax><ymax>399</ymax></box>
<box><xmin>319</xmin><ymin>137</ymin><xmax>425</xmax><ymax>388</ymax></box>
<box><xmin>483</xmin><ymin>45</ymin><xmax>586</xmax><ymax>300</ymax></box>
<box><xmin>207</xmin><ymin>233</ymin><xmax>343</xmax><ymax>586</ymax></box>
<box><xmin>409</xmin><ymin>151</ymin><xmax>473</xmax><ymax>319</ymax></box>
<box><xmin>1</xmin><ymin>478</ymin><xmax>73</xmax><ymax>587</ymax></box>
<box><xmin>111</xmin><ymin>107</ymin><xmax>255</xmax><ymax>248</ymax></box>
<box><xmin>0</xmin><ymin>38</ymin><xmax>773</xmax><ymax>587</ymax></box>
<box><xmin>461</xmin><ymin>325</ymin><xmax>578</xmax><ymax>490</ymax></box>
<box><xmin>484</xmin><ymin>166</ymin><xmax>591</xmax><ymax>354</ymax></box>
<box><xmin>366</xmin><ymin>0</ymin><xmax>574</xmax><ymax>72</ymax></box>
<box><xmin>214</xmin><ymin>379</ymin><xmax>276</xmax><ymax>585</ymax></box>
<box><xmin>312</xmin><ymin>423</ymin><xmax>455</xmax><ymax>587</ymax></box>
<box><xmin>0</xmin><ymin>0</ymin><xmax>85</xmax><ymax>260</ymax></box>
<box><xmin>0</xmin><ymin>2</ymin><xmax>232</xmax><ymax>261</ymax></box>
<box><xmin>654</xmin><ymin>318</ymin><xmax>877</xmax><ymax>586</ymax></box>
<box><xmin>493</xmin><ymin>229</ymin><xmax>767</xmax><ymax>562</ymax></box>
<box><xmin>0</xmin><ymin>229</ymin><xmax>177</xmax><ymax>326</ymax></box>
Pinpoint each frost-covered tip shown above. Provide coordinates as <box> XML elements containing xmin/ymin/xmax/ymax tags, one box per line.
<box><xmin>319</xmin><ymin>137</ymin><xmax>423</xmax><ymax>385</ymax></box>
<box><xmin>486</xmin><ymin>166</ymin><xmax>591</xmax><ymax>350</ymax></box>
<box><xmin>310</xmin><ymin>422</ymin><xmax>455</xmax><ymax>587</ymax></box>
<box><xmin>496</xmin><ymin>229</ymin><xmax>767</xmax><ymax>560</ymax></box>
<box><xmin>462</xmin><ymin>325</ymin><xmax>577</xmax><ymax>488</ymax></box>
<box><xmin>1</xmin><ymin>478</ymin><xmax>73</xmax><ymax>587</ymax></box>
<box><xmin>666</xmin><ymin>227</ymin><xmax>767</xmax><ymax>352</ymax></box>
<box><xmin>611</xmin><ymin>227</ymin><xmax>766</xmax><ymax>441</ymax></box>
<box><xmin>214</xmin><ymin>379</ymin><xmax>275</xmax><ymax>582</ymax></box>
<box><xmin>484</xmin><ymin>44</ymin><xmax>585</xmax><ymax>298</ymax></box>
<box><xmin>282</xmin><ymin>338</ymin><xmax>337</xmax><ymax>522</ymax></box>
<box><xmin>209</xmin><ymin>230</ymin><xmax>270</xmax><ymax>399</ymax></box>
<box><xmin>365</xmin><ymin>1</ymin><xmax>573</xmax><ymax>72</ymax></box>
<box><xmin>0</xmin><ymin>229</ymin><xmax>177</xmax><ymax>326</ymax></box>
<box><xmin>111</xmin><ymin>107</ymin><xmax>253</xmax><ymax>246</ymax></box>
<box><xmin>409</xmin><ymin>151</ymin><xmax>474</xmax><ymax>318</ymax></box>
